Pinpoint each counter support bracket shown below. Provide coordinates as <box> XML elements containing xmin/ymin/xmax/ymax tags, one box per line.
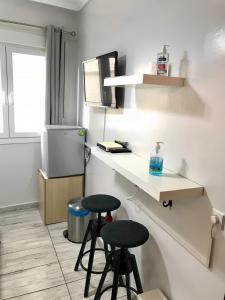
<box><xmin>162</xmin><ymin>200</ymin><xmax>173</xmax><ymax>209</ymax></box>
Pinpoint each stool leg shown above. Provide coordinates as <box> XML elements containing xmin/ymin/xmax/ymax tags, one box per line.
<box><xmin>84</xmin><ymin>221</ymin><xmax>98</xmax><ymax>297</ymax></box>
<box><xmin>131</xmin><ymin>254</ymin><xmax>143</xmax><ymax>294</ymax></box>
<box><xmin>94</xmin><ymin>253</ymin><xmax>112</xmax><ymax>300</ymax></box>
<box><xmin>111</xmin><ymin>251</ymin><xmax>121</xmax><ymax>300</ymax></box>
<box><xmin>104</xmin><ymin>242</ymin><xmax>109</xmax><ymax>260</ymax></box>
<box><xmin>119</xmin><ymin>275</ymin><xmax>124</xmax><ymax>286</ymax></box>
<box><xmin>74</xmin><ymin>220</ymin><xmax>92</xmax><ymax>271</ymax></box>
<box><xmin>125</xmin><ymin>273</ymin><xmax>132</xmax><ymax>300</ymax></box>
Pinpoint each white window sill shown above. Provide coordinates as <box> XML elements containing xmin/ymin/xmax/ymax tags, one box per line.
<box><xmin>0</xmin><ymin>137</ymin><xmax>40</xmax><ymax>145</ymax></box>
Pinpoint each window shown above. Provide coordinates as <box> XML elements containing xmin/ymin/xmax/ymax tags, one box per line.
<box><xmin>0</xmin><ymin>44</ymin><xmax>46</xmax><ymax>139</ymax></box>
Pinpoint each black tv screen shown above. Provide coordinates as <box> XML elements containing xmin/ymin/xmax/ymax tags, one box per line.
<box><xmin>83</xmin><ymin>51</ymin><xmax>118</xmax><ymax>108</ymax></box>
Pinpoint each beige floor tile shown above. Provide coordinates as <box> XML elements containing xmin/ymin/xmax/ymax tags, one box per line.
<box><xmin>0</xmin><ymin>245</ymin><xmax>57</xmax><ymax>275</ymax></box>
<box><xmin>0</xmin><ymin>208</ymin><xmax>51</xmax><ymax>255</ymax></box>
<box><xmin>54</xmin><ymin>239</ymin><xmax>94</xmax><ymax>264</ymax></box>
<box><xmin>0</xmin><ymin>226</ymin><xmax>52</xmax><ymax>255</ymax></box>
<box><xmin>53</xmin><ymin>240</ymin><xmax>78</xmax><ymax>261</ymax></box>
<box><xmin>60</xmin><ymin>257</ymin><xmax>87</xmax><ymax>283</ymax></box>
<box><xmin>119</xmin><ymin>296</ymin><xmax>137</xmax><ymax>300</ymax></box>
<box><xmin>7</xmin><ymin>285</ymin><xmax>71</xmax><ymax>300</ymax></box>
<box><xmin>0</xmin><ymin>208</ymin><xmax>132</xmax><ymax>300</ymax></box>
<box><xmin>61</xmin><ymin>250</ymin><xmax>106</xmax><ymax>283</ymax></box>
<box><xmin>0</xmin><ymin>219</ymin><xmax>44</xmax><ymax>235</ymax></box>
<box><xmin>0</xmin><ymin>262</ymin><xmax>65</xmax><ymax>299</ymax></box>
<box><xmin>48</xmin><ymin>222</ymin><xmax>68</xmax><ymax>245</ymax></box>
<box><xmin>0</xmin><ymin>208</ymin><xmax>41</xmax><ymax>227</ymax></box>
<box><xmin>67</xmin><ymin>272</ymin><xmax>126</xmax><ymax>300</ymax></box>
<box><xmin>1</xmin><ymin>222</ymin><xmax>48</xmax><ymax>241</ymax></box>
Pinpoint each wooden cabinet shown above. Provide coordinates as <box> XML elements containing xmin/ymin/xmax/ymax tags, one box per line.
<box><xmin>38</xmin><ymin>169</ymin><xmax>84</xmax><ymax>225</ymax></box>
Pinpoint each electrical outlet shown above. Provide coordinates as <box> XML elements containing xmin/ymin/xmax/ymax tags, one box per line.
<box><xmin>212</xmin><ymin>208</ymin><xmax>225</xmax><ymax>230</ymax></box>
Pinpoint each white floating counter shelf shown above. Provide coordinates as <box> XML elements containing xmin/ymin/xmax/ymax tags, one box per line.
<box><xmin>91</xmin><ymin>147</ymin><xmax>203</xmax><ymax>202</ymax></box>
<box><xmin>104</xmin><ymin>74</ymin><xmax>185</xmax><ymax>87</ymax></box>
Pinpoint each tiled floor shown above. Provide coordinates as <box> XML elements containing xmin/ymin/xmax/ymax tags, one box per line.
<box><xmin>0</xmin><ymin>208</ymin><xmax>129</xmax><ymax>299</ymax></box>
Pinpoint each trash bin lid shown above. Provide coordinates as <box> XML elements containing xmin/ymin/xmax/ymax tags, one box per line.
<box><xmin>68</xmin><ymin>198</ymin><xmax>90</xmax><ymax>217</ymax></box>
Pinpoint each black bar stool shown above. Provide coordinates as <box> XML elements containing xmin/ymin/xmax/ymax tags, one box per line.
<box><xmin>94</xmin><ymin>220</ymin><xmax>149</xmax><ymax>300</ymax></box>
<box><xmin>74</xmin><ymin>194</ymin><xmax>121</xmax><ymax>297</ymax></box>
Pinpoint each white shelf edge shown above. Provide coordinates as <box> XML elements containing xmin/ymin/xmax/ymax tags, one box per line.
<box><xmin>104</xmin><ymin>74</ymin><xmax>143</xmax><ymax>86</ymax></box>
<box><xmin>104</xmin><ymin>74</ymin><xmax>185</xmax><ymax>87</ymax></box>
<box><xmin>91</xmin><ymin>147</ymin><xmax>204</xmax><ymax>202</ymax></box>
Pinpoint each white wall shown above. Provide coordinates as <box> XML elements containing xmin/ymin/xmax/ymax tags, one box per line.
<box><xmin>0</xmin><ymin>0</ymin><xmax>78</xmax><ymax>208</ymax></box>
<box><xmin>0</xmin><ymin>143</ymin><xmax>42</xmax><ymax>207</ymax></box>
<box><xmin>78</xmin><ymin>0</ymin><xmax>225</xmax><ymax>299</ymax></box>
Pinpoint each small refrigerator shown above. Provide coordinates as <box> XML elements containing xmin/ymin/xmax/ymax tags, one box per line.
<box><xmin>41</xmin><ymin>125</ymin><xmax>85</xmax><ymax>178</ymax></box>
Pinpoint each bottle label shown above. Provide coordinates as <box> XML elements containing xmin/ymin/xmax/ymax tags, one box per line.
<box><xmin>149</xmin><ymin>157</ymin><xmax>163</xmax><ymax>174</ymax></box>
<box><xmin>157</xmin><ymin>63</ymin><xmax>168</xmax><ymax>76</ymax></box>
<box><xmin>158</xmin><ymin>57</ymin><xmax>167</xmax><ymax>62</ymax></box>
<box><xmin>158</xmin><ymin>64</ymin><xmax>166</xmax><ymax>71</ymax></box>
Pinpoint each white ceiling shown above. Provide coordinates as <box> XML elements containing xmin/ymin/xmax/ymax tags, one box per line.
<box><xmin>29</xmin><ymin>0</ymin><xmax>89</xmax><ymax>11</ymax></box>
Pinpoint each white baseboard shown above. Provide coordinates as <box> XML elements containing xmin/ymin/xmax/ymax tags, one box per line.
<box><xmin>0</xmin><ymin>201</ymin><xmax>38</xmax><ymax>213</ymax></box>
<box><xmin>137</xmin><ymin>289</ymin><xmax>168</xmax><ymax>300</ymax></box>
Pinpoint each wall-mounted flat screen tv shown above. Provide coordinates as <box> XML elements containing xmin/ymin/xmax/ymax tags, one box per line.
<box><xmin>83</xmin><ymin>51</ymin><xmax>118</xmax><ymax>108</ymax></box>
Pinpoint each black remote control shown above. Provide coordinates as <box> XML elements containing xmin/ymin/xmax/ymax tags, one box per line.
<box><xmin>109</xmin><ymin>148</ymin><xmax>132</xmax><ymax>153</ymax></box>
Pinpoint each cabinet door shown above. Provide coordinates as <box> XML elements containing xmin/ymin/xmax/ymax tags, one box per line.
<box><xmin>45</xmin><ymin>175</ymin><xmax>84</xmax><ymax>224</ymax></box>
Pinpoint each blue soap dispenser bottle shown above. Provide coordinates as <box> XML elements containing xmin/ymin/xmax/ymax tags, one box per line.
<box><xmin>149</xmin><ymin>142</ymin><xmax>164</xmax><ymax>176</ymax></box>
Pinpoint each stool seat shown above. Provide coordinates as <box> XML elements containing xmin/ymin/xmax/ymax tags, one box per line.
<box><xmin>82</xmin><ymin>194</ymin><xmax>121</xmax><ymax>213</ymax></box>
<box><xmin>101</xmin><ymin>220</ymin><xmax>149</xmax><ymax>248</ymax></box>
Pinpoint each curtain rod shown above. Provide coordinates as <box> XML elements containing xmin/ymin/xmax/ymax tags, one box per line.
<box><xmin>0</xmin><ymin>18</ymin><xmax>76</xmax><ymax>37</ymax></box>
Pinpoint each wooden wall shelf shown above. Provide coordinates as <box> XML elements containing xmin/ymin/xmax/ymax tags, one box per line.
<box><xmin>104</xmin><ymin>74</ymin><xmax>185</xmax><ymax>87</ymax></box>
<box><xmin>91</xmin><ymin>147</ymin><xmax>203</xmax><ymax>202</ymax></box>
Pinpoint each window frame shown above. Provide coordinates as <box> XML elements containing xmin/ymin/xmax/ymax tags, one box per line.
<box><xmin>0</xmin><ymin>44</ymin><xmax>9</xmax><ymax>138</ymax></box>
<box><xmin>6</xmin><ymin>44</ymin><xmax>46</xmax><ymax>138</ymax></box>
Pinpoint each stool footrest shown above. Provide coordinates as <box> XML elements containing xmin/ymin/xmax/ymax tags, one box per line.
<box><xmin>80</xmin><ymin>248</ymin><xmax>110</xmax><ymax>275</ymax></box>
<box><xmin>99</xmin><ymin>284</ymin><xmax>138</xmax><ymax>299</ymax></box>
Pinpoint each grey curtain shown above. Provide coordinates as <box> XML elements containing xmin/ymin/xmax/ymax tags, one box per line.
<box><xmin>45</xmin><ymin>25</ymin><xmax>65</xmax><ymax>125</ymax></box>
